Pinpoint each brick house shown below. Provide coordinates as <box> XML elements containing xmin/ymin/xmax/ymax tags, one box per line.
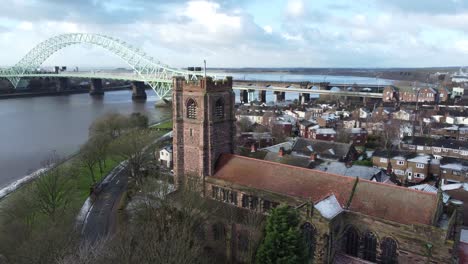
<box><xmin>431</xmin><ymin>125</ymin><xmax>468</xmax><ymax>141</ymax></box>
<box><xmin>440</xmin><ymin>158</ymin><xmax>468</xmax><ymax>185</ymax></box>
<box><xmin>346</xmin><ymin>127</ymin><xmax>368</xmax><ymax>145</ymax></box>
<box><xmin>172</xmin><ymin>76</ymin><xmax>462</xmax><ymax>264</ymax></box>
<box><xmin>401</xmin><ymin>136</ymin><xmax>468</xmax><ymax>160</ymax></box>
<box><xmin>298</xmin><ymin>119</ymin><xmax>316</xmax><ymax>138</ymax></box>
<box><xmin>372</xmin><ymin>150</ymin><xmax>440</xmax><ymax>183</ymax></box>
<box><xmin>438</xmin><ymin>87</ymin><xmax>451</xmax><ymax>102</ymax></box>
<box><xmin>382</xmin><ymin>85</ymin><xmax>399</xmax><ymax>102</ymax></box>
<box><xmin>316</xmin><ymin>114</ymin><xmax>338</xmax><ymax>128</ymax></box>
<box><xmin>310</xmin><ymin>128</ymin><xmax>337</xmax><ymax>141</ymax></box>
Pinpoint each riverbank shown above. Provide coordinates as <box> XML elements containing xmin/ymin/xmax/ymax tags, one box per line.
<box><xmin>0</xmin><ymin>86</ymin><xmax>131</xmax><ymax>100</ymax></box>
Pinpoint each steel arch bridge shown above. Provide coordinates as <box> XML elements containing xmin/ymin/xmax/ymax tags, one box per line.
<box><xmin>0</xmin><ymin>33</ymin><xmax>207</xmax><ymax>99</ymax></box>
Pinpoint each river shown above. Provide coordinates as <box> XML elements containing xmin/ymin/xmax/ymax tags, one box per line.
<box><xmin>0</xmin><ymin>73</ymin><xmax>391</xmax><ymax>190</ymax></box>
<box><xmin>0</xmin><ymin>90</ymin><xmax>171</xmax><ymax>189</ymax></box>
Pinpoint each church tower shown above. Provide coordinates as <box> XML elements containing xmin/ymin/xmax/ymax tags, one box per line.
<box><xmin>172</xmin><ymin>76</ymin><xmax>235</xmax><ymax>187</ymax></box>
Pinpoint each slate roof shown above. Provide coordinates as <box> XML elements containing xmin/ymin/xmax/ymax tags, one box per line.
<box><xmin>211</xmin><ymin>154</ymin><xmax>438</xmax><ymax>226</ymax></box>
<box><xmin>402</xmin><ymin>136</ymin><xmax>468</xmax><ymax>150</ymax></box>
<box><xmin>315</xmin><ymin>161</ymin><xmax>381</xmax><ymax>180</ymax></box>
<box><xmin>292</xmin><ymin>138</ymin><xmax>354</xmax><ymax>161</ymax></box>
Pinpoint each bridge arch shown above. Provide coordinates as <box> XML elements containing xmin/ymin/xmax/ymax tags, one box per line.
<box><xmin>0</xmin><ymin>33</ymin><xmax>199</xmax><ymax>99</ymax></box>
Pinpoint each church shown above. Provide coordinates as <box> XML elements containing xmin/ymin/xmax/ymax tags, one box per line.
<box><xmin>172</xmin><ymin>76</ymin><xmax>461</xmax><ymax>263</ymax></box>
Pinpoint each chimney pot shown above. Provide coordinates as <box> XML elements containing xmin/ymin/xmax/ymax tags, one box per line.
<box><xmin>279</xmin><ymin>147</ymin><xmax>285</xmax><ymax>157</ymax></box>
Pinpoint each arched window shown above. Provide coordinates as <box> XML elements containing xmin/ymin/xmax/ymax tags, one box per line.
<box><xmin>380</xmin><ymin>237</ymin><xmax>398</xmax><ymax>264</ymax></box>
<box><xmin>362</xmin><ymin>232</ymin><xmax>377</xmax><ymax>262</ymax></box>
<box><xmin>186</xmin><ymin>98</ymin><xmax>197</xmax><ymax>119</ymax></box>
<box><xmin>212</xmin><ymin>223</ymin><xmax>225</xmax><ymax>241</ymax></box>
<box><xmin>343</xmin><ymin>226</ymin><xmax>359</xmax><ymax>257</ymax></box>
<box><xmin>301</xmin><ymin>222</ymin><xmax>317</xmax><ymax>261</ymax></box>
<box><xmin>214</xmin><ymin>98</ymin><xmax>224</xmax><ymax>118</ymax></box>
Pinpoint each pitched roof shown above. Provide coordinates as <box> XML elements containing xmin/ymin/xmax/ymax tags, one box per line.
<box><xmin>402</xmin><ymin>136</ymin><xmax>468</xmax><ymax>150</ymax></box>
<box><xmin>211</xmin><ymin>154</ymin><xmax>438</xmax><ymax>225</ymax></box>
<box><xmin>292</xmin><ymin>138</ymin><xmax>353</xmax><ymax>160</ymax></box>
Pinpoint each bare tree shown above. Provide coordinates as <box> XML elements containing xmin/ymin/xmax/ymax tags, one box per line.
<box><xmin>34</xmin><ymin>160</ymin><xmax>74</xmax><ymax>221</ymax></box>
<box><xmin>109</xmin><ymin>129</ymin><xmax>155</xmax><ymax>186</ymax></box>
<box><xmin>78</xmin><ymin>140</ymin><xmax>100</xmax><ymax>184</ymax></box>
<box><xmin>89</xmin><ymin>112</ymin><xmax>129</xmax><ymax>139</ymax></box>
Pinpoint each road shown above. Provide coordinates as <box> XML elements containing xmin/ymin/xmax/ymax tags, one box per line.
<box><xmin>80</xmin><ymin>130</ymin><xmax>172</xmax><ymax>242</ymax></box>
<box><xmin>81</xmin><ymin>163</ymin><xmax>127</xmax><ymax>242</ymax></box>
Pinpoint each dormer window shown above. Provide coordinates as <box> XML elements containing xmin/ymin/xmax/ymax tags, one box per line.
<box><xmin>187</xmin><ymin>98</ymin><xmax>197</xmax><ymax>119</ymax></box>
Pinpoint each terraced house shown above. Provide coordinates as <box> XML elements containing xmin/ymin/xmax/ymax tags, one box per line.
<box><xmin>172</xmin><ymin>77</ymin><xmax>462</xmax><ymax>263</ymax></box>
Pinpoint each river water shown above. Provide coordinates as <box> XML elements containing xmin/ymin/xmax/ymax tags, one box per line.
<box><xmin>0</xmin><ymin>90</ymin><xmax>171</xmax><ymax>189</ymax></box>
<box><xmin>0</xmin><ymin>73</ymin><xmax>391</xmax><ymax>189</ymax></box>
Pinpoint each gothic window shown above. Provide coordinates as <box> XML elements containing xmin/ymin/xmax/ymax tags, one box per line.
<box><xmin>212</xmin><ymin>223</ymin><xmax>225</xmax><ymax>241</ymax></box>
<box><xmin>195</xmin><ymin>223</ymin><xmax>206</xmax><ymax>241</ymax></box>
<box><xmin>263</xmin><ymin>200</ymin><xmax>271</xmax><ymax>212</ymax></box>
<box><xmin>249</xmin><ymin>196</ymin><xmax>258</xmax><ymax>210</ymax></box>
<box><xmin>211</xmin><ymin>186</ymin><xmax>219</xmax><ymax>199</ymax></box>
<box><xmin>237</xmin><ymin>230</ymin><xmax>249</xmax><ymax>252</ymax></box>
<box><xmin>229</xmin><ymin>191</ymin><xmax>238</xmax><ymax>205</ymax></box>
<box><xmin>186</xmin><ymin>98</ymin><xmax>197</xmax><ymax>119</ymax></box>
<box><xmin>344</xmin><ymin>226</ymin><xmax>360</xmax><ymax>257</ymax></box>
<box><xmin>380</xmin><ymin>237</ymin><xmax>398</xmax><ymax>264</ymax></box>
<box><xmin>242</xmin><ymin>194</ymin><xmax>249</xmax><ymax>208</ymax></box>
<box><xmin>301</xmin><ymin>222</ymin><xmax>317</xmax><ymax>261</ymax></box>
<box><xmin>215</xmin><ymin>98</ymin><xmax>224</xmax><ymax>118</ymax></box>
<box><xmin>362</xmin><ymin>232</ymin><xmax>377</xmax><ymax>262</ymax></box>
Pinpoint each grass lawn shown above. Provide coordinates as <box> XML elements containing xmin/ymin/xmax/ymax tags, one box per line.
<box><xmin>151</xmin><ymin>120</ymin><xmax>173</xmax><ymax>130</ymax></box>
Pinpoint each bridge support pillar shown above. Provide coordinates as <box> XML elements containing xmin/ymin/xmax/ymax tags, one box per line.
<box><xmin>248</xmin><ymin>89</ymin><xmax>256</xmax><ymax>103</ymax></box>
<box><xmin>90</xmin><ymin>78</ymin><xmax>104</xmax><ymax>96</ymax></box>
<box><xmin>131</xmin><ymin>81</ymin><xmax>147</xmax><ymax>101</ymax></box>
<box><xmin>240</xmin><ymin>90</ymin><xmax>248</xmax><ymax>103</ymax></box>
<box><xmin>258</xmin><ymin>90</ymin><xmax>267</xmax><ymax>104</ymax></box>
<box><xmin>57</xmin><ymin>78</ymin><xmax>69</xmax><ymax>93</ymax></box>
<box><xmin>275</xmin><ymin>91</ymin><xmax>285</xmax><ymax>102</ymax></box>
<box><xmin>319</xmin><ymin>82</ymin><xmax>330</xmax><ymax>90</ymax></box>
<box><xmin>299</xmin><ymin>93</ymin><xmax>310</xmax><ymax>104</ymax></box>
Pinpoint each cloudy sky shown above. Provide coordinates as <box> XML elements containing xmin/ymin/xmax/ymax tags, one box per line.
<box><xmin>0</xmin><ymin>0</ymin><xmax>467</xmax><ymax>68</ymax></box>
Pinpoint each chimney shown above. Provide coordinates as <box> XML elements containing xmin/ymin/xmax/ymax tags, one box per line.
<box><xmin>310</xmin><ymin>152</ymin><xmax>317</xmax><ymax>161</ymax></box>
<box><xmin>386</xmin><ymin>161</ymin><xmax>392</xmax><ymax>175</ymax></box>
<box><xmin>251</xmin><ymin>143</ymin><xmax>257</xmax><ymax>153</ymax></box>
<box><xmin>278</xmin><ymin>147</ymin><xmax>285</xmax><ymax>157</ymax></box>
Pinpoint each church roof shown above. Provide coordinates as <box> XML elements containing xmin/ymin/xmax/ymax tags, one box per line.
<box><xmin>211</xmin><ymin>154</ymin><xmax>438</xmax><ymax>226</ymax></box>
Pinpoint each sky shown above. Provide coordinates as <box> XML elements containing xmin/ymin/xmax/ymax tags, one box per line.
<box><xmin>0</xmin><ymin>0</ymin><xmax>467</xmax><ymax>68</ymax></box>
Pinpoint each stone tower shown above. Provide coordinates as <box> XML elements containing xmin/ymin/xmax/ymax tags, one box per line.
<box><xmin>172</xmin><ymin>76</ymin><xmax>235</xmax><ymax>187</ymax></box>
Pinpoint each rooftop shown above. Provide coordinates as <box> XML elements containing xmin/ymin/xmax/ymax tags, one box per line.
<box><xmin>211</xmin><ymin>154</ymin><xmax>438</xmax><ymax>226</ymax></box>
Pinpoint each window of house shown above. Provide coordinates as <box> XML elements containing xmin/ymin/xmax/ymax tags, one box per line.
<box><xmin>461</xmin><ymin>151</ymin><xmax>468</xmax><ymax>156</ymax></box>
<box><xmin>433</xmin><ymin>147</ymin><xmax>441</xmax><ymax>152</ymax></box>
<box><xmin>229</xmin><ymin>191</ymin><xmax>238</xmax><ymax>205</ymax></box>
<box><xmin>186</xmin><ymin>98</ymin><xmax>197</xmax><ymax>119</ymax></box>
<box><xmin>301</xmin><ymin>222</ymin><xmax>317</xmax><ymax>261</ymax></box>
<box><xmin>214</xmin><ymin>98</ymin><xmax>224</xmax><ymax>118</ymax></box>
<box><xmin>344</xmin><ymin>226</ymin><xmax>359</xmax><ymax>257</ymax></box>
<box><xmin>397</xmin><ymin>160</ymin><xmax>404</xmax><ymax>165</ymax></box>
<box><xmin>408</xmin><ymin>145</ymin><xmax>416</xmax><ymax>150</ymax></box>
<box><xmin>363</xmin><ymin>232</ymin><xmax>377</xmax><ymax>262</ymax></box>
<box><xmin>380</xmin><ymin>158</ymin><xmax>388</xmax><ymax>163</ymax></box>
<box><xmin>443</xmin><ymin>148</ymin><xmax>449</xmax><ymax>152</ymax></box>
<box><xmin>425</xmin><ymin>146</ymin><xmax>431</xmax><ymax>150</ymax></box>
<box><xmin>415</xmin><ymin>173</ymin><xmax>424</xmax><ymax>178</ymax></box>
<box><xmin>454</xmin><ymin>150</ymin><xmax>459</xmax><ymax>153</ymax></box>
<box><xmin>380</xmin><ymin>237</ymin><xmax>398</xmax><ymax>264</ymax></box>
<box><xmin>453</xmin><ymin>171</ymin><xmax>461</xmax><ymax>176</ymax></box>
<box><xmin>416</xmin><ymin>163</ymin><xmax>424</xmax><ymax>169</ymax></box>
<box><xmin>394</xmin><ymin>169</ymin><xmax>404</xmax><ymax>175</ymax></box>
<box><xmin>417</xmin><ymin>146</ymin><xmax>424</xmax><ymax>151</ymax></box>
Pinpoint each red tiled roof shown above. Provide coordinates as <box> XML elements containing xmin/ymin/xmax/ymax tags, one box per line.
<box><xmin>212</xmin><ymin>154</ymin><xmax>438</xmax><ymax>225</ymax></box>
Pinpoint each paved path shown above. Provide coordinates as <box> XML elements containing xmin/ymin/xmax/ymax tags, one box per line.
<box><xmin>80</xmin><ymin>131</ymin><xmax>173</xmax><ymax>242</ymax></box>
<box><xmin>81</xmin><ymin>163</ymin><xmax>127</xmax><ymax>242</ymax></box>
